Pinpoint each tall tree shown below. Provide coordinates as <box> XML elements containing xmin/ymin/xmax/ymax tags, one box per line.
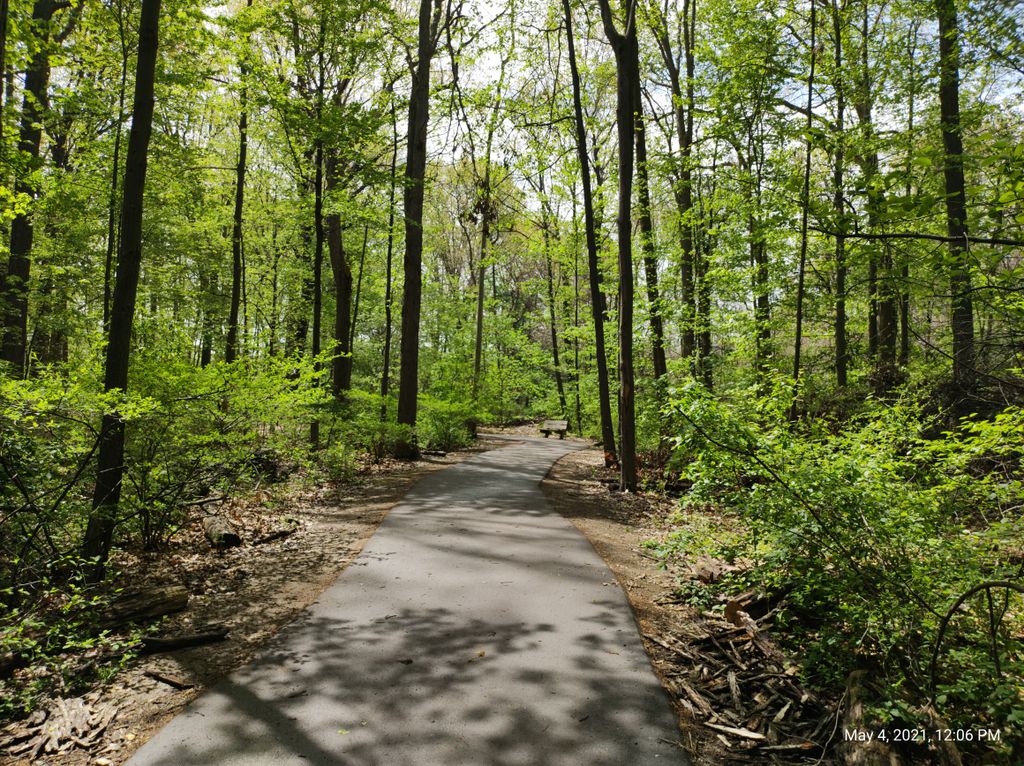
<box><xmin>899</xmin><ymin>23</ymin><xmax>920</xmax><ymax>370</ymax></box>
<box><xmin>310</xmin><ymin>138</ymin><xmax>324</xmax><ymax>445</ymax></box>
<box><xmin>853</xmin><ymin>0</ymin><xmax>896</xmax><ymax>392</ymax></box>
<box><xmin>103</xmin><ymin>0</ymin><xmax>130</xmax><ymax>332</ymax></box>
<box><xmin>396</xmin><ymin>0</ymin><xmax>445</xmax><ymax>456</ymax></box>
<box><xmin>650</xmin><ymin>0</ymin><xmax>697</xmax><ymax>368</ymax></box>
<box><xmin>327</xmin><ymin>154</ymin><xmax>353</xmax><ymax>397</ymax></box>
<box><xmin>597</xmin><ymin>0</ymin><xmax>639</xmax><ymax>492</ymax></box>
<box><xmin>633</xmin><ymin>85</ymin><xmax>668</xmax><ymax>381</ymax></box>
<box><xmin>380</xmin><ymin>84</ymin><xmax>398</xmax><ymax>421</ymax></box>
<box><xmin>0</xmin><ymin>0</ymin><xmax>80</xmax><ymax>374</ymax></box>
<box><xmin>935</xmin><ymin>0</ymin><xmax>975</xmax><ymax>396</ymax></box>
<box><xmin>831</xmin><ymin>0</ymin><xmax>848</xmax><ymax>388</ymax></box>
<box><xmin>561</xmin><ymin>0</ymin><xmax>617</xmax><ymax>465</ymax></box>
<box><xmin>792</xmin><ymin>0</ymin><xmax>817</xmax><ymax>399</ymax></box>
<box><xmin>225</xmin><ymin>0</ymin><xmax>253</xmax><ymax>364</ymax></box>
<box><xmin>82</xmin><ymin>0</ymin><xmax>162</xmax><ymax>575</ymax></box>
<box><xmin>542</xmin><ymin>194</ymin><xmax>568</xmax><ymax>418</ymax></box>
<box><xmin>309</xmin><ymin>15</ymin><xmax>327</xmax><ymax>448</ymax></box>
<box><xmin>456</xmin><ymin>44</ymin><xmax>510</xmax><ymax>403</ymax></box>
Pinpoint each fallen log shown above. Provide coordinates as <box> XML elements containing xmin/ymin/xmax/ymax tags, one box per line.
<box><xmin>143</xmin><ymin>669</ymin><xmax>195</xmax><ymax>689</ymax></box>
<box><xmin>254</xmin><ymin>519</ymin><xmax>299</xmax><ymax>546</ymax></box>
<box><xmin>203</xmin><ymin>515</ymin><xmax>241</xmax><ymax>548</ymax></box>
<box><xmin>103</xmin><ymin>585</ymin><xmax>189</xmax><ymax>628</ymax></box>
<box><xmin>140</xmin><ymin>625</ymin><xmax>228</xmax><ymax>654</ymax></box>
<box><xmin>841</xmin><ymin>670</ymin><xmax>904</xmax><ymax>766</ymax></box>
<box><xmin>922</xmin><ymin>705</ymin><xmax>963</xmax><ymax>766</ymax></box>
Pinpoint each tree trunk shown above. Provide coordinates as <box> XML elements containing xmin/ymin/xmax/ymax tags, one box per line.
<box><xmin>396</xmin><ymin>0</ymin><xmax>440</xmax><ymax>456</ymax></box>
<box><xmin>82</xmin><ymin>0</ymin><xmax>161</xmax><ymax>578</ymax></box>
<box><xmin>103</xmin><ymin>585</ymin><xmax>188</xmax><ymax>628</ymax></box>
<box><xmin>900</xmin><ymin>33</ymin><xmax>916</xmax><ymax>370</ymax></box>
<box><xmin>832</xmin><ymin>0</ymin><xmax>848</xmax><ymax>388</ymax></box>
<box><xmin>633</xmin><ymin>82</ymin><xmax>668</xmax><ymax>381</ymax></box>
<box><xmin>224</xmin><ymin>22</ymin><xmax>250</xmax><ymax>365</ymax></box>
<box><xmin>104</xmin><ymin>9</ymin><xmax>129</xmax><ymax>332</ymax></box>
<box><xmin>696</xmin><ymin>238</ymin><xmax>713</xmax><ymax>387</ymax></box>
<box><xmin>1</xmin><ymin>0</ymin><xmax>57</xmax><ymax>374</ymax></box>
<box><xmin>349</xmin><ymin>225</ymin><xmax>367</xmax><ymax>353</ymax></box>
<box><xmin>544</xmin><ymin>212</ymin><xmax>567</xmax><ymax>417</ymax></box>
<box><xmin>572</xmin><ymin>203</ymin><xmax>583</xmax><ymax>431</ymax></box>
<box><xmin>203</xmin><ymin>515</ymin><xmax>241</xmax><ymax>548</ymax></box>
<box><xmin>327</xmin><ymin>200</ymin><xmax>352</xmax><ymax>397</ymax></box>
<box><xmin>597</xmin><ymin>0</ymin><xmax>638</xmax><ymax>492</ymax></box>
<box><xmin>748</xmin><ymin>195</ymin><xmax>771</xmax><ymax>387</ymax></box>
<box><xmin>867</xmin><ymin>255</ymin><xmax>878</xmax><ymax>359</ymax></box>
<box><xmin>562</xmin><ymin>0</ymin><xmax>616</xmax><ymax>465</ymax></box>
<box><xmin>472</xmin><ymin>158</ymin><xmax>491</xmax><ymax>401</ymax></box>
<box><xmin>269</xmin><ymin>230</ymin><xmax>281</xmax><ymax>357</ymax></box>
<box><xmin>936</xmin><ymin>0</ymin><xmax>975</xmax><ymax>396</ymax></box>
<box><xmin>792</xmin><ymin>0</ymin><xmax>816</xmax><ymax>399</ymax></box>
<box><xmin>199</xmin><ymin>270</ymin><xmax>213</xmax><ymax>366</ymax></box>
<box><xmin>696</xmin><ymin>153</ymin><xmax>716</xmax><ymax>388</ymax></box>
<box><xmin>652</xmin><ymin>0</ymin><xmax>696</xmax><ymax>366</ymax></box>
<box><xmin>754</xmin><ymin>238</ymin><xmax>771</xmax><ymax>382</ymax></box>
<box><xmin>380</xmin><ymin>93</ymin><xmax>398</xmax><ymax>421</ymax></box>
<box><xmin>0</xmin><ymin>0</ymin><xmax>8</xmax><ymax>145</ymax></box>
<box><xmin>469</xmin><ymin>55</ymin><xmax>507</xmax><ymax>403</ymax></box>
<box><xmin>855</xmin><ymin>1</ymin><xmax>896</xmax><ymax>393</ymax></box>
<box><xmin>310</xmin><ymin>140</ymin><xmax>324</xmax><ymax>446</ymax></box>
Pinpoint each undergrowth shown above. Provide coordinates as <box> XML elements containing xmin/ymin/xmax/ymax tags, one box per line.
<box><xmin>652</xmin><ymin>381</ymin><xmax>1024</xmax><ymax>763</ymax></box>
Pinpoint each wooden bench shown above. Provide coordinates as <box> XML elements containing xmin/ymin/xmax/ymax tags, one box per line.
<box><xmin>539</xmin><ymin>419</ymin><xmax>568</xmax><ymax>439</ymax></box>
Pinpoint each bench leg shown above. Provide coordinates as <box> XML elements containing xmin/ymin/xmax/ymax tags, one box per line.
<box><xmin>541</xmin><ymin>431</ymin><xmax>549</xmax><ymax>438</ymax></box>
<box><xmin>558</xmin><ymin>432</ymin><xmax>565</xmax><ymax>440</ymax></box>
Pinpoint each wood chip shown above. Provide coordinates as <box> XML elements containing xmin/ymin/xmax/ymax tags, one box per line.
<box><xmin>675</xmin><ymin>679</ymin><xmax>714</xmax><ymax>717</ymax></box>
<box><xmin>727</xmin><ymin>670</ymin><xmax>742</xmax><ymax>710</ymax></box>
<box><xmin>703</xmin><ymin>721</ymin><xmax>767</xmax><ymax>741</ymax></box>
<box><xmin>772</xmin><ymin>699</ymin><xmax>792</xmax><ymax>723</ymax></box>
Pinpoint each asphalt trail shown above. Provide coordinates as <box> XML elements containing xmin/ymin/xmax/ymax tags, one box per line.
<box><xmin>127</xmin><ymin>436</ymin><xmax>688</xmax><ymax>765</ymax></box>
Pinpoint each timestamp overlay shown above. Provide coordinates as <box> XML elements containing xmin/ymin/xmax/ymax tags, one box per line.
<box><xmin>843</xmin><ymin>727</ymin><xmax>1003</xmax><ymax>745</ymax></box>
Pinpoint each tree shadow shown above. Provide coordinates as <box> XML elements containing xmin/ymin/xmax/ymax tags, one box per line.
<box><xmin>127</xmin><ymin>439</ymin><xmax>688</xmax><ymax>766</ymax></box>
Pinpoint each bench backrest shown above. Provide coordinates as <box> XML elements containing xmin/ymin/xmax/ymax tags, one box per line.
<box><xmin>541</xmin><ymin>420</ymin><xmax>568</xmax><ymax>430</ymax></box>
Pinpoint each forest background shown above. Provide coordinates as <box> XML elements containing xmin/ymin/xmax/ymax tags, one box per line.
<box><xmin>0</xmin><ymin>0</ymin><xmax>1023</xmax><ymax>761</ymax></box>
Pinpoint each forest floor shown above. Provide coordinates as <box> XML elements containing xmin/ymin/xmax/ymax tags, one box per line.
<box><xmin>0</xmin><ymin>438</ymin><xmax>505</xmax><ymax>766</ymax></box>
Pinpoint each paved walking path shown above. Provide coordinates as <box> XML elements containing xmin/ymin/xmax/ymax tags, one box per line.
<box><xmin>127</xmin><ymin>436</ymin><xmax>687</xmax><ymax>765</ymax></box>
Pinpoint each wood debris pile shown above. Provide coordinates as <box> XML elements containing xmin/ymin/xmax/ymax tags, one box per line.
<box><xmin>1</xmin><ymin>695</ymin><xmax>117</xmax><ymax>760</ymax></box>
<box><xmin>647</xmin><ymin>603</ymin><xmax>840</xmax><ymax>765</ymax></box>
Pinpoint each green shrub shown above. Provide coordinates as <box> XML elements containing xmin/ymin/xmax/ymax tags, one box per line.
<box><xmin>418</xmin><ymin>397</ymin><xmax>478</xmax><ymax>451</ymax></box>
<box><xmin>116</xmin><ymin>352</ymin><xmax>327</xmax><ymax>548</ymax></box>
<box><xmin>659</xmin><ymin>383</ymin><xmax>1024</xmax><ymax>756</ymax></box>
<box><xmin>1</xmin><ymin>354</ymin><xmax>330</xmax><ymax>721</ymax></box>
<box><xmin>0</xmin><ymin>561</ymin><xmax>142</xmax><ymax>720</ymax></box>
<box><xmin>332</xmin><ymin>390</ymin><xmax>415</xmax><ymax>461</ymax></box>
<box><xmin>319</xmin><ymin>441</ymin><xmax>358</xmax><ymax>482</ymax></box>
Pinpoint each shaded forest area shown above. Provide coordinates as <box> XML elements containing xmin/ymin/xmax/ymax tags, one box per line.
<box><xmin>0</xmin><ymin>0</ymin><xmax>1022</xmax><ymax>760</ymax></box>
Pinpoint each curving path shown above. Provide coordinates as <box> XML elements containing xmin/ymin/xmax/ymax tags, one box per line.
<box><xmin>127</xmin><ymin>436</ymin><xmax>688</xmax><ymax>765</ymax></box>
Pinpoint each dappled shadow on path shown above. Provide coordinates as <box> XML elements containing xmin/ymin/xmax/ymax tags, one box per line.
<box><xmin>131</xmin><ymin>603</ymin><xmax>680</xmax><ymax>765</ymax></box>
<box><xmin>128</xmin><ymin>439</ymin><xmax>685</xmax><ymax>766</ymax></box>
